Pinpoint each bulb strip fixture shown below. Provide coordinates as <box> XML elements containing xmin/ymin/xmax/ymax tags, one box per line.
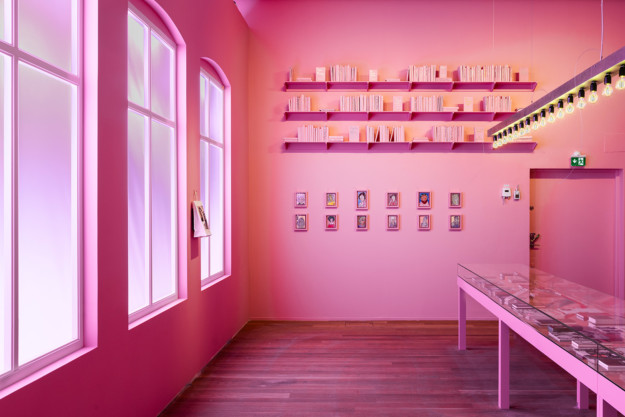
<box><xmin>489</xmin><ymin>45</ymin><xmax>625</xmax><ymax>148</ymax></box>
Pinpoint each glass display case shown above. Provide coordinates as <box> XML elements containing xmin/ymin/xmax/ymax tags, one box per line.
<box><xmin>458</xmin><ymin>263</ymin><xmax>625</xmax><ymax>392</ymax></box>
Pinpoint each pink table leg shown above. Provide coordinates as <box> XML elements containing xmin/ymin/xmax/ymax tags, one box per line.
<box><xmin>597</xmin><ymin>396</ymin><xmax>618</xmax><ymax>417</ymax></box>
<box><xmin>576</xmin><ymin>380</ymin><xmax>589</xmax><ymax>409</ymax></box>
<box><xmin>499</xmin><ymin>320</ymin><xmax>510</xmax><ymax>409</ymax></box>
<box><xmin>458</xmin><ymin>287</ymin><xmax>466</xmax><ymax>350</ymax></box>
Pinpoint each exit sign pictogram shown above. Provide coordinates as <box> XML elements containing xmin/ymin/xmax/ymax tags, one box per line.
<box><xmin>571</xmin><ymin>156</ymin><xmax>586</xmax><ymax>167</ymax></box>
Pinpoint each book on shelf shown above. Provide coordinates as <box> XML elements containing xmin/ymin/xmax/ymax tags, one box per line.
<box><xmin>330</xmin><ymin>64</ymin><xmax>358</xmax><ymax>82</ymax></box>
<box><xmin>296</xmin><ymin>125</ymin><xmax>329</xmax><ymax>142</ymax></box>
<box><xmin>348</xmin><ymin>126</ymin><xmax>360</xmax><ymax>142</ymax></box>
<box><xmin>571</xmin><ymin>338</ymin><xmax>597</xmax><ymax>350</ymax></box>
<box><xmin>410</xmin><ymin>96</ymin><xmax>444</xmax><ymax>112</ymax></box>
<box><xmin>483</xmin><ymin>96</ymin><xmax>512</xmax><ymax>112</ymax></box>
<box><xmin>474</xmin><ymin>127</ymin><xmax>485</xmax><ymax>142</ymax></box>
<box><xmin>315</xmin><ymin>67</ymin><xmax>326</xmax><ymax>82</ymax></box>
<box><xmin>385</xmin><ymin>78</ymin><xmax>401</xmax><ymax>82</ymax></box>
<box><xmin>519</xmin><ymin>67</ymin><xmax>529</xmax><ymax>82</ymax></box>
<box><xmin>439</xmin><ymin>65</ymin><xmax>447</xmax><ymax>79</ymax></box>
<box><xmin>457</xmin><ymin>64</ymin><xmax>512</xmax><ymax>82</ymax></box>
<box><xmin>328</xmin><ymin>135</ymin><xmax>344</xmax><ymax>142</ymax></box>
<box><xmin>408</xmin><ymin>64</ymin><xmax>437</xmax><ymax>82</ymax></box>
<box><xmin>288</xmin><ymin>67</ymin><xmax>293</xmax><ymax>82</ymax></box>
<box><xmin>392</xmin><ymin>96</ymin><xmax>403</xmax><ymax>112</ymax></box>
<box><xmin>339</xmin><ymin>95</ymin><xmax>383</xmax><ymax>112</ymax></box>
<box><xmin>463</xmin><ymin>97</ymin><xmax>473</xmax><ymax>112</ymax></box>
<box><xmin>288</xmin><ymin>95</ymin><xmax>311</xmax><ymax>112</ymax></box>
<box><xmin>432</xmin><ymin>125</ymin><xmax>464</xmax><ymax>142</ymax></box>
<box><xmin>369</xmin><ymin>69</ymin><xmax>378</xmax><ymax>82</ymax></box>
<box><xmin>442</xmin><ymin>106</ymin><xmax>458</xmax><ymax>112</ymax></box>
<box><xmin>296</xmin><ymin>77</ymin><xmax>313</xmax><ymax>82</ymax></box>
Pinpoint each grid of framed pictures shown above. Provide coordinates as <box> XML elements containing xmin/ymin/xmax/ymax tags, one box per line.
<box><xmin>293</xmin><ymin>190</ymin><xmax>464</xmax><ymax>231</ymax></box>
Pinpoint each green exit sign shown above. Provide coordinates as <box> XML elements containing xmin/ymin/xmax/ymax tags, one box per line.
<box><xmin>571</xmin><ymin>155</ymin><xmax>587</xmax><ymax>167</ymax></box>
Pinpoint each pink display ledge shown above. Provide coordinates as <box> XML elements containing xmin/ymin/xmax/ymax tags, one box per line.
<box><xmin>457</xmin><ymin>277</ymin><xmax>624</xmax><ymax>416</ymax></box>
<box><xmin>284</xmin><ymin>81</ymin><xmax>537</xmax><ymax>92</ymax></box>
<box><xmin>285</xmin><ymin>111</ymin><xmax>518</xmax><ymax>122</ymax></box>
<box><xmin>283</xmin><ymin>140</ymin><xmax>537</xmax><ymax>152</ymax></box>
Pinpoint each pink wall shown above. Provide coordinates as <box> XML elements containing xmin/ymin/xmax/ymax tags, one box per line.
<box><xmin>245</xmin><ymin>0</ymin><xmax>625</xmax><ymax>320</ymax></box>
<box><xmin>0</xmin><ymin>1</ymin><xmax>249</xmax><ymax>416</ymax></box>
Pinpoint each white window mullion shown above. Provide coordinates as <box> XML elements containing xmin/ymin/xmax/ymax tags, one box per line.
<box><xmin>9</xmin><ymin>43</ymin><xmax>16</xmax><ymax>375</ymax></box>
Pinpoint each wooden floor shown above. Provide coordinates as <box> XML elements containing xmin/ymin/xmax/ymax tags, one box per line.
<box><xmin>160</xmin><ymin>321</ymin><xmax>606</xmax><ymax>417</ymax></box>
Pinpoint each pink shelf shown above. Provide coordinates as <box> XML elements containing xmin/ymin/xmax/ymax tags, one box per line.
<box><xmin>327</xmin><ymin>81</ymin><xmax>369</xmax><ymax>90</ymax></box>
<box><xmin>368</xmin><ymin>81</ymin><xmax>410</xmax><ymax>91</ymax></box>
<box><xmin>285</xmin><ymin>81</ymin><xmax>326</xmax><ymax>90</ymax></box>
<box><xmin>327</xmin><ymin>111</ymin><xmax>368</xmax><ymax>121</ymax></box>
<box><xmin>411</xmin><ymin>112</ymin><xmax>454</xmax><ymax>121</ymax></box>
<box><xmin>284</xmin><ymin>111</ymin><xmax>327</xmax><ymax>121</ymax></box>
<box><xmin>410</xmin><ymin>141</ymin><xmax>454</xmax><ymax>151</ymax></box>
<box><xmin>493</xmin><ymin>112</ymin><xmax>517</xmax><ymax>121</ymax></box>
<box><xmin>452</xmin><ymin>112</ymin><xmax>495</xmax><ymax>122</ymax></box>
<box><xmin>369</xmin><ymin>111</ymin><xmax>411</xmax><ymax>121</ymax></box>
<box><xmin>451</xmin><ymin>141</ymin><xmax>538</xmax><ymax>152</ymax></box>
<box><xmin>411</xmin><ymin>81</ymin><xmax>453</xmax><ymax>91</ymax></box>
<box><xmin>453</xmin><ymin>82</ymin><xmax>495</xmax><ymax>91</ymax></box>
<box><xmin>494</xmin><ymin>81</ymin><xmax>537</xmax><ymax>91</ymax></box>
<box><xmin>283</xmin><ymin>140</ymin><xmax>537</xmax><ymax>153</ymax></box>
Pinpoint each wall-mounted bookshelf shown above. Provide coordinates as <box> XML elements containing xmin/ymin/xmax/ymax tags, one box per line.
<box><xmin>284</xmin><ymin>111</ymin><xmax>516</xmax><ymax>122</ymax></box>
<box><xmin>284</xmin><ymin>81</ymin><xmax>537</xmax><ymax>92</ymax></box>
<box><xmin>283</xmin><ymin>139</ymin><xmax>537</xmax><ymax>153</ymax></box>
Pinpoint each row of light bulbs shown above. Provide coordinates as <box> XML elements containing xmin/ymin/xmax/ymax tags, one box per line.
<box><xmin>492</xmin><ymin>64</ymin><xmax>625</xmax><ymax>149</ymax></box>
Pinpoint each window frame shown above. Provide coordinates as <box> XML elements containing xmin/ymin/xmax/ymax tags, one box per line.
<box><xmin>0</xmin><ymin>0</ymin><xmax>83</xmax><ymax>389</ymax></box>
<box><xmin>199</xmin><ymin>68</ymin><xmax>225</xmax><ymax>285</ymax></box>
<box><xmin>127</xmin><ymin>5</ymin><xmax>179</xmax><ymax>323</ymax></box>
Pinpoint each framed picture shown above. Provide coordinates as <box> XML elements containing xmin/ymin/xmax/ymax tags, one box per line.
<box><xmin>294</xmin><ymin>214</ymin><xmax>308</xmax><ymax>231</ymax></box>
<box><xmin>325</xmin><ymin>192</ymin><xmax>338</xmax><ymax>208</ymax></box>
<box><xmin>356</xmin><ymin>190</ymin><xmax>369</xmax><ymax>210</ymax></box>
<box><xmin>449</xmin><ymin>192</ymin><xmax>462</xmax><ymax>208</ymax></box>
<box><xmin>418</xmin><ymin>191</ymin><xmax>431</xmax><ymax>209</ymax></box>
<box><xmin>386</xmin><ymin>192</ymin><xmax>400</xmax><ymax>208</ymax></box>
<box><xmin>294</xmin><ymin>192</ymin><xmax>308</xmax><ymax>208</ymax></box>
<box><xmin>192</xmin><ymin>200</ymin><xmax>211</xmax><ymax>238</ymax></box>
<box><xmin>325</xmin><ymin>214</ymin><xmax>338</xmax><ymax>230</ymax></box>
<box><xmin>418</xmin><ymin>214</ymin><xmax>430</xmax><ymax>230</ymax></box>
<box><xmin>387</xmin><ymin>214</ymin><xmax>399</xmax><ymax>230</ymax></box>
<box><xmin>356</xmin><ymin>214</ymin><xmax>369</xmax><ymax>230</ymax></box>
<box><xmin>449</xmin><ymin>214</ymin><xmax>462</xmax><ymax>230</ymax></box>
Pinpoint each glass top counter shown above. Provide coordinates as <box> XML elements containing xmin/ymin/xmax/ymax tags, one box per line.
<box><xmin>458</xmin><ymin>263</ymin><xmax>625</xmax><ymax>391</ymax></box>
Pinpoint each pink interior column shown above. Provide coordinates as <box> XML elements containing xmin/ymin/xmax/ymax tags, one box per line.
<box><xmin>499</xmin><ymin>320</ymin><xmax>510</xmax><ymax>409</ymax></box>
<box><xmin>458</xmin><ymin>287</ymin><xmax>466</xmax><ymax>350</ymax></box>
<box><xmin>597</xmin><ymin>396</ymin><xmax>618</xmax><ymax>417</ymax></box>
<box><xmin>576</xmin><ymin>380</ymin><xmax>589</xmax><ymax>409</ymax></box>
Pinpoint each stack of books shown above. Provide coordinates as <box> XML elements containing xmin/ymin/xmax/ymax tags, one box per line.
<box><xmin>296</xmin><ymin>125</ymin><xmax>329</xmax><ymax>142</ymax></box>
<box><xmin>483</xmin><ymin>96</ymin><xmax>512</xmax><ymax>112</ymax></box>
<box><xmin>330</xmin><ymin>65</ymin><xmax>358</xmax><ymax>82</ymax></box>
<box><xmin>288</xmin><ymin>95</ymin><xmax>311</xmax><ymax>112</ymax></box>
<box><xmin>432</xmin><ymin>125</ymin><xmax>464</xmax><ymax>142</ymax></box>
<box><xmin>410</xmin><ymin>96</ymin><xmax>444</xmax><ymax>112</ymax></box>
<box><xmin>458</xmin><ymin>64</ymin><xmax>512</xmax><ymax>82</ymax></box>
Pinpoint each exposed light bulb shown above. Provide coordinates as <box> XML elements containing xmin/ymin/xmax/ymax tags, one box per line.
<box><xmin>603</xmin><ymin>73</ymin><xmax>613</xmax><ymax>96</ymax></box>
<box><xmin>540</xmin><ymin>109</ymin><xmax>547</xmax><ymax>127</ymax></box>
<box><xmin>524</xmin><ymin>117</ymin><xmax>531</xmax><ymax>135</ymax></box>
<box><xmin>547</xmin><ymin>105</ymin><xmax>556</xmax><ymax>123</ymax></box>
<box><xmin>532</xmin><ymin>114</ymin><xmax>539</xmax><ymax>130</ymax></box>
<box><xmin>519</xmin><ymin>121</ymin><xmax>525</xmax><ymax>137</ymax></box>
<box><xmin>588</xmin><ymin>81</ymin><xmax>598</xmax><ymax>103</ymax></box>
<box><xmin>577</xmin><ymin>88</ymin><xmax>586</xmax><ymax>109</ymax></box>
<box><xmin>513</xmin><ymin>124</ymin><xmax>519</xmax><ymax>139</ymax></box>
<box><xmin>556</xmin><ymin>99</ymin><xmax>565</xmax><ymax>119</ymax></box>
<box><xmin>617</xmin><ymin>65</ymin><xmax>625</xmax><ymax>90</ymax></box>
<box><xmin>566</xmin><ymin>94</ymin><xmax>575</xmax><ymax>114</ymax></box>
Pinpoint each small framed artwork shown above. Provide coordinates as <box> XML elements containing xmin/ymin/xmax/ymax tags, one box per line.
<box><xmin>418</xmin><ymin>191</ymin><xmax>431</xmax><ymax>209</ymax></box>
<box><xmin>449</xmin><ymin>192</ymin><xmax>462</xmax><ymax>208</ymax></box>
<box><xmin>356</xmin><ymin>190</ymin><xmax>369</xmax><ymax>210</ymax></box>
<box><xmin>325</xmin><ymin>192</ymin><xmax>338</xmax><ymax>208</ymax></box>
<box><xmin>387</xmin><ymin>214</ymin><xmax>399</xmax><ymax>230</ymax></box>
<box><xmin>449</xmin><ymin>214</ymin><xmax>462</xmax><ymax>230</ymax></box>
<box><xmin>418</xmin><ymin>214</ymin><xmax>430</xmax><ymax>230</ymax></box>
<box><xmin>386</xmin><ymin>192</ymin><xmax>400</xmax><ymax>208</ymax></box>
<box><xmin>356</xmin><ymin>214</ymin><xmax>369</xmax><ymax>230</ymax></box>
<box><xmin>325</xmin><ymin>214</ymin><xmax>338</xmax><ymax>230</ymax></box>
<box><xmin>294</xmin><ymin>192</ymin><xmax>308</xmax><ymax>208</ymax></box>
<box><xmin>294</xmin><ymin>214</ymin><xmax>308</xmax><ymax>231</ymax></box>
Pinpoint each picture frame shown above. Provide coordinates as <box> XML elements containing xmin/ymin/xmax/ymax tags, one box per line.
<box><xmin>356</xmin><ymin>190</ymin><xmax>369</xmax><ymax>210</ymax></box>
<box><xmin>418</xmin><ymin>191</ymin><xmax>431</xmax><ymax>209</ymax></box>
<box><xmin>294</xmin><ymin>214</ymin><xmax>308</xmax><ymax>231</ymax></box>
<box><xmin>325</xmin><ymin>214</ymin><xmax>338</xmax><ymax>230</ymax></box>
<box><xmin>449</xmin><ymin>192</ymin><xmax>462</xmax><ymax>208</ymax></box>
<box><xmin>325</xmin><ymin>192</ymin><xmax>338</xmax><ymax>208</ymax></box>
<box><xmin>356</xmin><ymin>214</ymin><xmax>369</xmax><ymax>230</ymax></box>
<box><xmin>387</xmin><ymin>214</ymin><xmax>399</xmax><ymax>230</ymax></box>
<box><xmin>386</xmin><ymin>192</ymin><xmax>400</xmax><ymax>208</ymax></box>
<box><xmin>418</xmin><ymin>214</ymin><xmax>430</xmax><ymax>230</ymax></box>
<box><xmin>192</xmin><ymin>200</ymin><xmax>211</xmax><ymax>238</ymax></box>
<box><xmin>294</xmin><ymin>192</ymin><xmax>308</xmax><ymax>208</ymax></box>
<box><xmin>449</xmin><ymin>214</ymin><xmax>462</xmax><ymax>230</ymax></box>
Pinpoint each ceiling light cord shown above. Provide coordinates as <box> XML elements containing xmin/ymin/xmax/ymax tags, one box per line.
<box><xmin>600</xmin><ymin>0</ymin><xmax>604</xmax><ymax>60</ymax></box>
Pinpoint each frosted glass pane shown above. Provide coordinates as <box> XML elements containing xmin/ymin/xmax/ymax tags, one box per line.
<box><xmin>151</xmin><ymin>121</ymin><xmax>176</xmax><ymax>302</ymax></box>
<box><xmin>150</xmin><ymin>34</ymin><xmax>174</xmax><ymax>120</ymax></box>
<box><xmin>17</xmin><ymin>63</ymin><xmax>77</xmax><ymax>365</ymax></box>
<box><xmin>128</xmin><ymin>110</ymin><xmax>149</xmax><ymax>314</ymax></box>
<box><xmin>0</xmin><ymin>52</ymin><xmax>11</xmax><ymax>375</ymax></box>
<box><xmin>18</xmin><ymin>0</ymin><xmax>77</xmax><ymax>73</ymax></box>
<box><xmin>199</xmin><ymin>75</ymin><xmax>208</xmax><ymax>137</ymax></box>
<box><xmin>128</xmin><ymin>13</ymin><xmax>147</xmax><ymax>107</ymax></box>
<box><xmin>200</xmin><ymin>141</ymin><xmax>208</xmax><ymax>280</ymax></box>
<box><xmin>209</xmin><ymin>145</ymin><xmax>223</xmax><ymax>276</ymax></box>
<box><xmin>0</xmin><ymin>0</ymin><xmax>12</xmax><ymax>43</ymax></box>
<box><xmin>209</xmin><ymin>81</ymin><xmax>223</xmax><ymax>143</ymax></box>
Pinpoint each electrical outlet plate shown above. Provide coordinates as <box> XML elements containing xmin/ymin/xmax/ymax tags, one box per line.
<box><xmin>502</xmin><ymin>185</ymin><xmax>511</xmax><ymax>198</ymax></box>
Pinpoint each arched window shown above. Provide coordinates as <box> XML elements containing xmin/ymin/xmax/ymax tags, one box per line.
<box><xmin>0</xmin><ymin>0</ymin><xmax>83</xmax><ymax>388</ymax></box>
<box><xmin>199</xmin><ymin>65</ymin><xmax>227</xmax><ymax>285</ymax></box>
<box><xmin>127</xmin><ymin>4</ymin><xmax>178</xmax><ymax>320</ymax></box>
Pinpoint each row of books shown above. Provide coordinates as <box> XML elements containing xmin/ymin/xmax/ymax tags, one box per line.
<box><xmin>432</xmin><ymin>125</ymin><xmax>464</xmax><ymax>142</ymax></box>
<box><xmin>365</xmin><ymin>125</ymin><xmax>405</xmax><ymax>143</ymax></box>
<box><xmin>297</xmin><ymin>125</ymin><xmax>329</xmax><ymax>142</ymax></box>
<box><xmin>288</xmin><ymin>95</ymin><xmax>311</xmax><ymax>112</ymax></box>
<box><xmin>330</xmin><ymin>65</ymin><xmax>358</xmax><ymax>82</ymax></box>
<box><xmin>410</xmin><ymin>95</ymin><xmax>444</xmax><ymax>112</ymax></box>
<box><xmin>339</xmin><ymin>95</ymin><xmax>384</xmax><ymax>112</ymax></box>
<box><xmin>483</xmin><ymin>95</ymin><xmax>512</xmax><ymax>112</ymax></box>
<box><xmin>407</xmin><ymin>65</ymin><xmax>446</xmax><ymax>82</ymax></box>
<box><xmin>458</xmin><ymin>65</ymin><xmax>513</xmax><ymax>82</ymax></box>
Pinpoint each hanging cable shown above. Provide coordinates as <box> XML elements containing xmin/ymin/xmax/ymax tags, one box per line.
<box><xmin>600</xmin><ymin>0</ymin><xmax>604</xmax><ymax>60</ymax></box>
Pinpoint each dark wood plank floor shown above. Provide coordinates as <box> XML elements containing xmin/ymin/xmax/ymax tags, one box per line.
<box><xmin>160</xmin><ymin>321</ymin><xmax>609</xmax><ymax>417</ymax></box>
